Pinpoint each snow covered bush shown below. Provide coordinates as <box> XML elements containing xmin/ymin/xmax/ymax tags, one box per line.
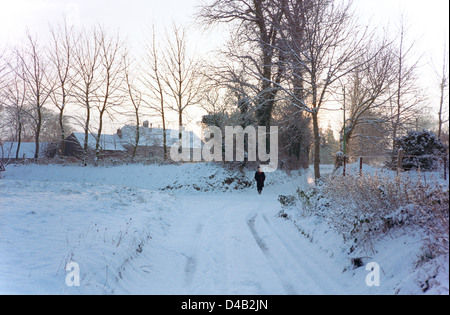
<box><xmin>412</xmin><ymin>184</ymin><xmax>449</xmax><ymax>256</ymax></box>
<box><xmin>278</xmin><ymin>195</ymin><xmax>296</xmax><ymax>208</ymax></box>
<box><xmin>393</xmin><ymin>130</ymin><xmax>447</xmax><ymax>171</ymax></box>
<box><xmin>298</xmin><ymin>172</ymin><xmax>449</xmax><ymax>256</ymax></box>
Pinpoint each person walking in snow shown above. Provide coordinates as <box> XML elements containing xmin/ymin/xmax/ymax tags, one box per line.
<box><xmin>254</xmin><ymin>166</ymin><xmax>266</xmax><ymax>195</ymax></box>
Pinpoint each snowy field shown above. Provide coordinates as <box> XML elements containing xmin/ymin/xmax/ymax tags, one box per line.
<box><xmin>0</xmin><ymin>163</ymin><xmax>448</xmax><ymax>295</ymax></box>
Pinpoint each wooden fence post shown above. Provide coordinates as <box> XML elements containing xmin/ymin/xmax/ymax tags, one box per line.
<box><xmin>359</xmin><ymin>157</ymin><xmax>363</xmax><ymax>176</ymax></box>
<box><xmin>343</xmin><ymin>155</ymin><xmax>347</xmax><ymax>176</ymax></box>
<box><xmin>397</xmin><ymin>149</ymin><xmax>404</xmax><ymax>177</ymax></box>
<box><xmin>0</xmin><ymin>160</ymin><xmax>5</xmax><ymax>179</ymax></box>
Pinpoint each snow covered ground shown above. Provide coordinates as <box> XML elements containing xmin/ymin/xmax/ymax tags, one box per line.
<box><xmin>0</xmin><ymin>162</ymin><xmax>448</xmax><ymax>294</ymax></box>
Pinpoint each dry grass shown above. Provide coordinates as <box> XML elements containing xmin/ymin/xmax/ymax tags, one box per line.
<box><xmin>303</xmin><ymin>172</ymin><xmax>449</xmax><ymax>255</ymax></box>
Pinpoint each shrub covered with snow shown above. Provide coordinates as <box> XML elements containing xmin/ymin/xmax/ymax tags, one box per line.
<box><xmin>295</xmin><ymin>172</ymin><xmax>449</xmax><ymax>257</ymax></box>
<box><xmin>393</xmin><ymin>130</ymin><xmax>447</xmax><ymax>171</ymax></box>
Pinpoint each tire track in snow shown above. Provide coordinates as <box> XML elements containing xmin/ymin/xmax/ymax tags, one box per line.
<box><xmin>262</xmin><ymin>214</ymin><xmax>347</xmax><ymax>295</ymax></box>
<box><xmin>246</xmin><ymin>213</ymin><xmax>297</xmax><ymax>295</ymax></box>
<box><xmin>183</xmin><ymin>223</ymin><xmax>203</xmax><ymax>287</ymax></box>
<box><xmin>181</xmin><ymin>198</ymin><xmax>235</xmax><ymax>293</ymax></box>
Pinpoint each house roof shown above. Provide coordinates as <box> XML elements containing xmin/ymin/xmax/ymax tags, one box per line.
<box><xmin>119</xmin><ymin>125</ymin><xmax>203</xmax><ymax>149</ymax></box>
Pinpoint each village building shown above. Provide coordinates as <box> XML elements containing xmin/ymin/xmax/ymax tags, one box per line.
<box><xmin>63</xmin><ymin>121</ymin><xmax>203</xmax><ymax>161</ymax></box>
<box><xmin>117</xmin><ymin>121</ymin><xmax>203</xmax><ymax>160</ymax></box>
<box><xmin>63</xmin><ymin>132</ymin><xmax>127</xmax><ymax>159</ymax></box>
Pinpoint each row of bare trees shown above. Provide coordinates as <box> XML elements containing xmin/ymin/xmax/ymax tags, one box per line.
<box><xmin>0</xmin><ymin>21</ymin><xmax>202</xmax><ymax>162</ymax></box>
<box><xmin>0</xmin><ymin>25</ymin><xmax>128</xmax><ymax>161</ymax></box>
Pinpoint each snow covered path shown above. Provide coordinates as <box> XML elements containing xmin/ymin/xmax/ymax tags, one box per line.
<box><xmin>115</xmin><ymin>192</ymin><xmax>354</xmax><ymax>295</ymax></box>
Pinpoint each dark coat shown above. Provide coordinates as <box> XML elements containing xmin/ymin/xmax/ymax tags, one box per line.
<box><xmin>255</xmin><ymin>171</ymin><xmax>266</xmax><ymax>189</ymax></box>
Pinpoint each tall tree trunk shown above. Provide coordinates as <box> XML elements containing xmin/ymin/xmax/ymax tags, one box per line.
<box><xmin>438</xmin><ymin>74</ymin><xmax>446</xmax><ymax>140</ymax></box>
<box><xmin>59</xmin><ymin>108</ymin><xmax>65</xmax><ymax>155</ymax></box>
<box><xmin>84</xmin><ymin>99</ymin><xmax>90</xmax><ymax>153</ymax></box>
<box><xmin>393</xmin><ymin>22</ymin><xmax>404</xmax><ymax>150</ymax></box>
<box><xmin>162</xmin><ymin>111</ymin><xmax>167</xmax><ymax>160</ymax></box>
<box><xmin>16</xmin><ymin>122</ymin><xmax>22</xmax><ymax>161</ymax></box>
<box><xmin>179</xmin><ymin>111</ymin><xmax>183</xmax><ymax>142</ymax></box>
<box><xmin>35</xmin><ymin>106</ymin><xmax>42</xmax><ymax>160</ymax></box>
<box><xmin>438</xmin><ymin>94</ymin><xmax>443</xmax><ymax>140</ymax></box>
<box><xmin>132</xmin><ymin>115</ymin><xmax>140</xmax><ymax>160</ymax></box>
<box><xmin>96</xmin><ymin>109</ymin><xmax>105</xmax><ymax>161</ymax></box>
<box><xmin>312</xmin><ymin>111</ymin><xmax>321</xmax><ymax>180</ymax></box>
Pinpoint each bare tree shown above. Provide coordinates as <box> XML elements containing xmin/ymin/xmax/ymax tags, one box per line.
<box><xmin>123</xmin><ymin>50</ymin><xmax>143</xmax><ymax>160</ymax></box>
<box><xmin>388</xmin><ymin>16</ymin><xmax>424</xmax><ymax>149</ymax></box>
<box><xmin>15</xmin><ymin>30</ymin><xmax>54</xmax><ymax>160</ymax></box>
<box><xmin>48</xmin><ymin>21</ymin><xmax>77</xmax><ymax>154</ymax></box>
<box><xmin>435</xmin><ymin>42</ymin><xmax>449</xmax><ymax>140</ymax></box>
<box><xmin>336</xmin><ymin>39</ymin><xmax>397</xmax><ymax>154</ymax></box>
<box><xmin>141</xmin><ymin>26</ymin><xmax>169</xmax><ymax>160</ymax></box>
<box><xmin>0</xmin><ymin>48</ymin><xmax>9</xmax><ymax>94</ymax></box>
<box><xmin>2</xmin><ymin>50</ymin><xmax>65</xmax><ymax>150</ymax></box>
<box><xmin>73</xmin><ymin>27</ymin><xmax>102</xmax><ymax>154</ymax></box>
<box><xmin>274</xmin><ymin>0</ymin><xmax>375</xmax><ymax>179</ymax></box>
<box><xmin>11</xmin><ymin>85</ymin><xmax>27</xmax><ymax>161</ymax></box>
<box><xmin>163</xmin><ymin>24</ymin><xmax>203</xmax><ymax>141</ymax></box>
<box><xmin>0</xmin><ymin>49</ymin><xmax>11</xmax><ymax>137</ymax></box>
<box><xmin>93</xmin><ymin>27</ymin><xmax>126</xmax><ymax>161</ymax></box>
<box><xmin>198</xmin><ymin>0</ymin><xmax>286</xmax><ymax>129</ymax></box>
<box><xmin>200</xmin><ymin>45</ymin><xmax>257</xmax><ymax>125</ymax></box>
<box><xmin>0</xmin><ymin>54</ymin><xmax>29</xmax><ymax>160</ymax></box>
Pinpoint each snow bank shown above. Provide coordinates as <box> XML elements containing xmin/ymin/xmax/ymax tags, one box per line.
<box><xmin>278</xmin><ymin>165</ymin><xmax>449</xmax><ymax>295</ymax></box>
<box><xmin>1</xmin><ymin>163</ymin><xmax>256</xmax><ymax>193</ymax></box>
<box><xmin>2</xmin><ymin>162</ymin><xmax>308</xmax><ymax>195</ymax></box>
<box><xmin>281</xmin><ymin>209</ymin><xmax>449</xmax><ymax>295</ymax></box>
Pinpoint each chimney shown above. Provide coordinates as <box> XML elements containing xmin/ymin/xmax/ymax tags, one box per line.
<box><xmin>117</xmin><ymin>128</ymin><xmax>122</xmax><ymax>139</ymax></box>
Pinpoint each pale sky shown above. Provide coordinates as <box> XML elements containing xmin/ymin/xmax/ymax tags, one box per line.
<box><xmin>354</xmin><ymin>0</ymin><xmax>449</xmax><ymax>95</ymax></box>
<box><xmin>1</xmin><ymin>0</ymin><xmax>447</xmax><ymax>59</ymax></box>
<box><xmin>0</xmin><ymin>0</ymin><xmax>448</xmax><ymax>133</ymax></box>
